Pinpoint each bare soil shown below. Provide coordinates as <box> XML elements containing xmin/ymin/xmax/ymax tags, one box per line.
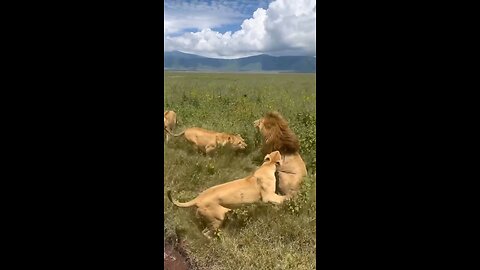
<box><xmin>164</xmin><ymin>239</ymin><xmax>195</xmax><ymax>270</ymax></box>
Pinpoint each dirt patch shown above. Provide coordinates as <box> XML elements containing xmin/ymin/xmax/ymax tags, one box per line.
<box><xmin>164</xmin><ymin>239</ymin><xmax>196</xmax><ymax>270</ymax></box>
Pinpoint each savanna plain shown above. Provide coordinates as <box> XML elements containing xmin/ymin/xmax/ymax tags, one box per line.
<box><xmin>164</xmin><ymin>72</ymin><xmax>316</xmax><ymax>270</ymax></box>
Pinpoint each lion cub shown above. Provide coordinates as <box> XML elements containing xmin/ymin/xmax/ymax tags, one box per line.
<box><xmin>167</xmin><ymin>151</ymin><xmax>286</xmax><ymax>238</ymax></box>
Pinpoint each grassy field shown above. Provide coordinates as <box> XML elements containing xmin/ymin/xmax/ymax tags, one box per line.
<box><xmin>164</xmin><ymin>72</ymin><xmax>316</xmax><ymax>270</ymax></box>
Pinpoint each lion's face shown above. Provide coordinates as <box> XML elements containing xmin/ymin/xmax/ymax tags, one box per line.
<box><xmin>254</xmin><ymin>118</ymin><xmax>270</xmax><ymax>139</ymax></box>
<box><xmin>254</xmin><ymin>112</ymin><xmax>301</xmax><ymax>155</ymax></box>
<box><xmin>254</xmin><ymin>118</ymin><xmax>265</xmax><ymax>128</ymax></box>
<box><xmin>229</xmin><ymin>135</ymin><xmax>247</xmax><ymax>150</ymax></box>
<box><xmin>253</xmin><ymin>119</ymin><xmax>261</xmax><ymax>128</ymax></box>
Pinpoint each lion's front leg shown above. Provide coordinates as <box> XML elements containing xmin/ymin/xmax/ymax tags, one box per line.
<box><xmin>261</xmin><ymin>192</ymin><xmax>286</xmax><ymax>205</ymax></box>
<box><xmin>259</xmin><ymin>179</ymin><xmax>287</xmax><ymax>205</ymax></box>
<box><xmin>205</xmin><ymin>144</ymin><xmax>217</xmax><ymax>155</ymax></box>
<box><xmin>164</xmin><ymin>128</ymin><xmax>170</xmax><ymax>142</ymax></box>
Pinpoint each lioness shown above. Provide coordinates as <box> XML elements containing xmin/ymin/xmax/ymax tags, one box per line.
<box><xmin>254</xmin><ymin>111</ymin><xmax>308</xmax><ymax>199</ymax></box>
<box><xmin>164</xmin><ymin>110</ymin><xmax>178</xmax><ymax>142</ymax></box>
<box><xmin>167</xmin><ymin>151</ymin><xmax>286</xmax><ymax>238</ymax></box>
<box><xmin>166</xmin><ymin>127</ymin><xmax>247</xmax><ymax>154</ymax></box>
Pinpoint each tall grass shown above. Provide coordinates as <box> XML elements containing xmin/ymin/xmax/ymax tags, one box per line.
<box><xmin>164</xmin><ymin>72</ymin><xmax>316</xmax><ymax>269</ymax></box>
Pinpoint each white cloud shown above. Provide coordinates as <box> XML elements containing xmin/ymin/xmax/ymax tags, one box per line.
<box><xmin>164</xmin><ymin>0</ymin><xmax>316</xmax><ymax>59</ymax></box>
<box><xmin>164</xmin><ymin>1</ymin><xmax>247</xmax><ymax>36</ymax></box>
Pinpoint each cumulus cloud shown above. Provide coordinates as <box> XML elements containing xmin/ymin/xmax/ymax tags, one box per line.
<box><xmin>164</xmin><ymin>0</ymin><xmax>316</xmax><ymax>59</ymax></box>
<box><xmin>164</xmin><ymin>1</ymin><xmax>250</xmax><ymax>36</ymax></box>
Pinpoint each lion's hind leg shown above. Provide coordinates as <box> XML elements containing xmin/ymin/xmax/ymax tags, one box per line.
<box><xmin>213</xmin><ymin>206</ymin><xmax>231</xmax><ymax>225</ymax></box>
<box><xmin>209</xmin><ymin>206</ymin><xmax>231</xmax><ymax>237</ymax></box>
<box><xmin>196</xmin><ymin>207</ymin><xmax>215</xmax><ymax>239</ymax></box>
<box><xmin>197</xmin><ymin>205</ymin><xmax>231</xmax><ymax>239</ymax></box>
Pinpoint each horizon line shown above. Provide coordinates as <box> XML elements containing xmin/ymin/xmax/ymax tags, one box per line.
<box><xmin>165</xmin><ymin>50</ymin><xmax>316</xmax><ymax>59</ymax></box>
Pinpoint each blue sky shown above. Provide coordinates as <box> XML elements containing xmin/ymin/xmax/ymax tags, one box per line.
<box><xmin>164</xmin><ymin>0</ymin><xmax>316</xmax><ymax>59</ymax></box>
<box><xmin>164</xmin><ymin>0</ymin><xmax>272</xmax><ymax>36</ymax></box>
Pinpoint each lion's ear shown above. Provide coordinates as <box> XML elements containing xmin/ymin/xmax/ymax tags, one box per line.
<box><xmin>228</xmin><ymin>136</ymin><xmax>233</xmax><ymax>142</ymax></box>
<box><xmin>263</xmin><ymin>154</ymin><xmax>271</xmax><ymax>162</ymax></box>
<box><xmin>272</xmin><ymin>151</ymin><xmax>281</xmax><ymax>165</ymax></box>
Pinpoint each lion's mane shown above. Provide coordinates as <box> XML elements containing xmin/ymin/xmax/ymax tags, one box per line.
<box><xmin>259</xmin><ymin>111</ymin><xmax>300</xmax><ymax>155</ymax></box>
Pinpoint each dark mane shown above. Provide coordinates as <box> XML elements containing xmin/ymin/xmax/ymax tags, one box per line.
<box><xmin>260</xmin><ymin>111</ymin><xmax>300</xmax><ymax>155</ymax></box>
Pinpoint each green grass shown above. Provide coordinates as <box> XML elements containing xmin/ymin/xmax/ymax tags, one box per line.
<box><xmin>164</xmin><ymin>71</ymin><xmax>316</xmax><ymax>270</ymax></box>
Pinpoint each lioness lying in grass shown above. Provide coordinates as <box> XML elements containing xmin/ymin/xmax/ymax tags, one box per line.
<box><xmin>167</xmin><ymin>151</ymin><xmax>286</xmax><ymax>238</ymax></box>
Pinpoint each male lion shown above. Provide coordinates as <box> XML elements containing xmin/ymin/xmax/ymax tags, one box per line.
<box><xmin>254</xmin><ymin>111</ymin><xmax>307</xmax><ymax>199</ymax></box>
<box><xmin>166</xmin><ymin>127</ymin><xmax>247</xmax><ymax>154</ymax></box>
<box><xmin>167</xmin><ymin>151</ymin><xmax>286</xmax><ymax>238</ymax></box>
<box><xmin>164</xmin><ymin>110</ymin><xmax>178</xmax><ymax>142</ymax></box>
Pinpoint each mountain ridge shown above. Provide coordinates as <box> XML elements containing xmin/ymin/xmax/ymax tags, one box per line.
<box><xmin>164</xmin><ymin>51</ymin><xmax>316</xmax><ymax>73</ymax></box>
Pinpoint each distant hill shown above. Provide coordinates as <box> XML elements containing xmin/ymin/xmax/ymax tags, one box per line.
<box><xmin>164</xmin><ymin>51</ymin><xmax>316</xmax><ymax>73</ymax></box>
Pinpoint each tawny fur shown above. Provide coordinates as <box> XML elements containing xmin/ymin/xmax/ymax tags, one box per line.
<box><xmin>254</xmin><ymin>111</ymin><xmax>307</xmax><ymax>199</ymax></box>
<box><xmin>168</xmin><ymin>151</ymin><xmax>286</xmax><ymax>238</ymax></box>
<box><xmin>164</xmin><ymin>110</ymin><xmax>178</xmax><ymax>142</ymax></box>
<box><xmin>166</xmin><ymin>127</ymin><xmax>247</xmax><ymax>154</ymax></box>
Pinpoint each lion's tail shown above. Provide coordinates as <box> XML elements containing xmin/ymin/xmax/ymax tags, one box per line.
<box><xmin>167</xmin><ymin>190</ymin><xmax>197</xmax><ymax>208</ymax></box>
